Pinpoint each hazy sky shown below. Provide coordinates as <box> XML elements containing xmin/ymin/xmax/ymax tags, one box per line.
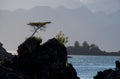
<box><xmin>0</xmin><ymin>0</ymin><xmax>120</xmax><ymax>52</ymax></box>
<box><xmin>0</xmin><ymin>0</ymin><xmax>120</xmax><ymax>13</ymax></box>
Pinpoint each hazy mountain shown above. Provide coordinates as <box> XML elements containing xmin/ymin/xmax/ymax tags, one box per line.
<box><xmin>0</xmin><ymin>6</ymin><xmax>120</xmax><ymax>52</ymax></box>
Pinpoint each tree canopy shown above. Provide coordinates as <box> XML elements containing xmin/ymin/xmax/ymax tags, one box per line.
<box><xmin>74</xmin><ymin>41</ymin><xmax>80</xmax><ymax>47</ymax></box>
<box><xmin>27</xmin><ymin>21</ymin><xmax>51</xmax><ymax>37</ymax></box>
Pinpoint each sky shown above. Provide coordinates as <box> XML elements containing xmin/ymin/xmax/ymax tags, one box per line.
<box><xmin>0</xmin><ymin>0</ymin><xmax>120</xmax><ymax>52</ymax></box>
<box><xmin>0</xmin><ymin>0</ymin><xmax>120</xmax><ymax>14</ymax></box>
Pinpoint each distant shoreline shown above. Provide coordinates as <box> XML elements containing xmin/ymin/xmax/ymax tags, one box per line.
<box><xmin>67</xmin><ymin>45</ymin><xmax>120</xmax><ymax>56</ymax></box>
<box><xmin>68</xmin><ymin>54</ymin><xmax>120</xmax><ymax>57</ymax></box>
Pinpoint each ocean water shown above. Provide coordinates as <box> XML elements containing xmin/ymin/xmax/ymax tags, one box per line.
<box><xmin>68</xmin><ymin>55</ymin><xmax>120</xmax><ymax>79</ymax></box>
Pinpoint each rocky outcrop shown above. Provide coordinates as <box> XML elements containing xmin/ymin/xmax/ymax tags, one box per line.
<box><xmin>94</xmin><ymin>61</ymin><xmax>120</xmax><ymax>79</ymax></box>
<box><xmin>0</xmin><ymin>37</ymin><xmax>80</xmax><ymax>79</ymax></box>
<box><xmin>0</xmin><ymin>42</ymin><xmax>13</xmax><ymax>60</ymax></box>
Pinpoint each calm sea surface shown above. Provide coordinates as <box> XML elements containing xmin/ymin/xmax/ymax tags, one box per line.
<box><xmin>68</xmin><ymin>55</ymin><xmax>120</xmax><ymax>79</ymax></box>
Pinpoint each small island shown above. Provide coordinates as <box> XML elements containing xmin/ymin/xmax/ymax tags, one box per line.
<box><xmin>67</xmin><ymin>41</ymin><xmax>120</xmax><ymax>56</ymax></box>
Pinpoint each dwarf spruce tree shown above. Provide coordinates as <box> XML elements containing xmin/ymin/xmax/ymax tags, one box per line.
<box><xmin>27</xmin><ymin>22</ymin><xmax>51</xmax><ymax>37</ymax></box>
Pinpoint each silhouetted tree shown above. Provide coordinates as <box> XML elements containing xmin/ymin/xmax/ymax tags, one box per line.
<box><xmin>89</xmin><ymin>44</ymin><xmax>101</xmax><ymax>54</ymax></box>
<box><xmin>82</xmin><ymin>41</ymin><xmax>89</xmax><ymax>49</ymax></box>
<box><xmin>118</xmin><ymin>50</ymin><xmax>120</xmax><ymax>53</ymax></box>
<box><xmin>90</xmin><ymin>44</ymin><xmax>96</xmax><ymax>48</ymax></box>
<box><xmin>74</xmin><ymin>41</ymin><xmax>80</xmax><ymax>48</ymax></box>
<box><xmin>89</xmin><ymin>44</ymin><xmax>97</xmax><ymax>49</ymax></box>
<box><xmin>27</xmin><ymin>21</ymin><xmax>51</xmax><ymax>37</ymax></box>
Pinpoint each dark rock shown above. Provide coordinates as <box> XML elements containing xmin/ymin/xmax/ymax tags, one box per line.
<box><xmin>0</xmin><ymin>66</ymin><xmax>26</xmax><ymax>79</ymax></box>
<box><xmin>94</xmin><ymin>61</ymin><xmax>120</xmax><ymax>79</ymax></box>
<box><xmin>0</xmin><ymin>42</ymin><xmax>13</xmax><ymax>60</ymax></box>
<box><xmin>115</xmin><ymin>60</ymin><xmax>120</xmax><ymax>71</ymax></box>
<box><xmin>42</xmin><ymin>38</ymin><xmax>67</xmax><ymax>65</ymax></box>
<box><xmin>0</xmin><ymin>37</ymin><xmax>80</xmax><ymax>79</ymax></box>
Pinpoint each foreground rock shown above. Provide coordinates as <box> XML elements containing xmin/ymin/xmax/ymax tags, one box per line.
<box><xmin>0</xmin><ymin>37</ymin><xmax>80</xmax><ymax>79</ymax></box>
<box><xmin>0</xmin><ymin>42</ymin><xmax>13</xmax><ymax>60</ymax></box>
<box><xmin>94</xmin><ymin>61</ymin><xmax>120</xmax><ymax>79</ymax></box>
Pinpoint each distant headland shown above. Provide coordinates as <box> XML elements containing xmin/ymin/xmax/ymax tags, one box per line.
<box><xmin>67</xmin><ymin>41</ymin><xmax>120</xmax><ymax>56</ymax></box>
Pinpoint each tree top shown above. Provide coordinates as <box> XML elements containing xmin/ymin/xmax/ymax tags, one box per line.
<box><xmin>27</xmin><ymin>21</ymin><xmax>51</xmax><ymax>27</ymax></box>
